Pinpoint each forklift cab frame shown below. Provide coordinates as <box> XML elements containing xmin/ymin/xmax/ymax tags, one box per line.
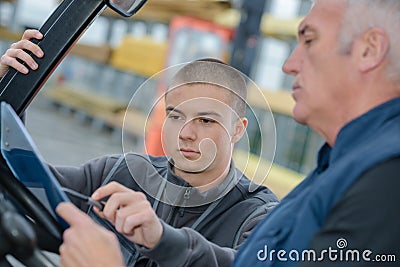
<box><xmin>0</xmin><ymin>0</ymin><xmax>147</xmax><ymax>265</ymax></box>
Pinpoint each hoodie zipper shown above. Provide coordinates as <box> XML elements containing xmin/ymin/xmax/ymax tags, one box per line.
<box><xmin>179</xmin><ymin>188</ymin><xmax>191</xmax><ymax>217</ymax></box>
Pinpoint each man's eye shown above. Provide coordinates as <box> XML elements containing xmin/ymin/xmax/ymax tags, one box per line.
<box><xmin>304</xmin><ymin>39</ymin><xmax>313</xmax><ymax>45</ymax></box>
<box><xmin>167</xmin><ymin>114</ymin><xmax>181</xmax><ymax>120</ymax></box>
<box><xmin>199</xmin><ymin>118</ymin><xmax>216</xmax><ymax>124</ymax></box>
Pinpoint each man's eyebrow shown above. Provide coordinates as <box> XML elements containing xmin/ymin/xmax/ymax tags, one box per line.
<box><xmin>165</xmin><ymin>106</ymin><xmax>183</xmax><ymax>114</ymax></box>
<box><xmin>197</xmin><ymin>111</ymin><xmax>223</xmax><ymax>118</ymax></box>
<box><xmin>298</xmin><ymin>24</ymin><xmax>315</xmax><ymax>37</ymax></box>
<box><xmin>166</xmin><ymin>106</ymin><xmax>222</xmax><ymax>117</ymax></box>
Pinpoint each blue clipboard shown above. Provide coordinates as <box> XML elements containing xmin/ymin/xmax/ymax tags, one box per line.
<box><xmin>0</xmin><ymin>102</ymin><xmax>69</xmax><ymax>229</ymax></box>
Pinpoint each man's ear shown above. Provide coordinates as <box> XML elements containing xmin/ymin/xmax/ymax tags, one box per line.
<box><xmin>231</xmin><ymin>117</ymin><xmax>248</xmax><ymax>143</ymax></box>
<box><xmin>356</xmin><ymin>28</ymin><xmax>389</xmax><ymax>72</ymax></box>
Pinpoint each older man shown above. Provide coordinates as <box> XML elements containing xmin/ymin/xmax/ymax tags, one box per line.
<box><xmin>234</xmin><ymin>0</ymin><xmax>400</xmax><ymax>266</ymax></box>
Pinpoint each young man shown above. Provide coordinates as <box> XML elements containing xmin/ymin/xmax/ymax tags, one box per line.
<box><xmin>55</xmin><ymin>1</ymin><xmax>400</xmax><ymax>265</ymax></box>
<box><xmin>0</xmin><ymin>33</ymin><xmax>278</xmax><ymax>267</ymax></box>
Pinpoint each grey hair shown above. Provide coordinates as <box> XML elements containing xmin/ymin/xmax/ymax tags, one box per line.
<box><xmin>338</xmin><ymin>0</ymin><xmax>400</xmax><ymax>83</ymax></box>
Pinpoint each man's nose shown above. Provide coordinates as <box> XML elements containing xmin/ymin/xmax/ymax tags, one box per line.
<box><xmin>282</xmin><ymin>45</ymin><xmax>301</xmax><ymax>75</ymax></box>
<box><xmin>179</xmin><ymin>120</ymin><xmax>197</xmax><ymax>140</ymax></box>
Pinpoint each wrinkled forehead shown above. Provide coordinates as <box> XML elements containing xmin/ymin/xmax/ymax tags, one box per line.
<box><xmin>307</xmin><ymin>0</ymin><xmax>346</xmax><ymax>16</ymax></box>
<box><xmin>298</xmin><ymin>0</ymin><xmax>346</xmax><ymax>35</ymax></box>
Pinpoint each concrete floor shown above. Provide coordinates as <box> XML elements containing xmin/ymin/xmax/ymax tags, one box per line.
<box><xmin>25</xmin><ymin>94</ymin><xmax>126</xmax><ymax>167</ymax></box>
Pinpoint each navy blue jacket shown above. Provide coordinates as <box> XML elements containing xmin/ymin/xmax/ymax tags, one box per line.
<box><xmin>234</xmin><ymin>97</ymin><xmax>400</xmax><ymax>267</ymax></box>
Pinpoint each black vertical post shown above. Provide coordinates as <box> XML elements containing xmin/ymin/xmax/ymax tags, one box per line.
<box><xmin>230</xmin><ymin>0</ymin><xmax>267</xmax><ymax>76</ymax></box>
<box><xmin>230</xmin><ymin>0</ymin><xmax>267</xmax><ymax>155</ymax></box>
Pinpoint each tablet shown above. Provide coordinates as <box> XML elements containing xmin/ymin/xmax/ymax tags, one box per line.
<box><xmin>0</xmin><ymin>102</ymin><xmax>69</xmax><ymax>229</ymax></box>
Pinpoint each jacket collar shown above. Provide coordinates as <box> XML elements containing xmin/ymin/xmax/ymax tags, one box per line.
<box><xmin>317</xmin><ymin>97</ymin><xmax>400</xmax><ymax>172</ymax></box>
<box><xmin>162</xmin><ymin>158</ymin><xmax>241</xmax><ymax>207</ymax></box>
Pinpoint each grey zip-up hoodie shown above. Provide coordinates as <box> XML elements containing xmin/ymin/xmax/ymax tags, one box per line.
<box><xmin>52</xmin><ymin>153</ymin><xmax>279</xmax><ymax>267</ymax></box>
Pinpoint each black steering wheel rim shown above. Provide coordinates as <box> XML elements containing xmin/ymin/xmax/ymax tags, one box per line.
<box><xmin>0</xmin><ymin>157</ymin><xmax>63</xmax><ymax>243</ymax></box>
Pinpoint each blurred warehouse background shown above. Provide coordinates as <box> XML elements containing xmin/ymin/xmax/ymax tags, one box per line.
<box><xmin>0</xmin><ymin>0</ymin><xmax>321</xmax><ymax>198</ymax></box>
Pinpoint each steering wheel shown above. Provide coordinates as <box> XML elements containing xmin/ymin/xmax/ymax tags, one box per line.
<box><xmin>0</xmin><ymin>158</ymin><xmax>62</xmax><ymax>266</ymax></box>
